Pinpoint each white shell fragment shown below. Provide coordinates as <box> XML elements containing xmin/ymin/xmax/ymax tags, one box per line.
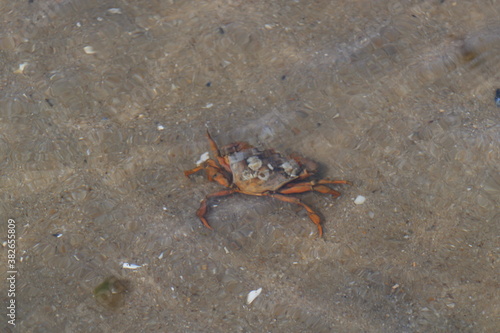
<box><xmin>196</xmin><ymin>152</ymin><xmax>210</xmax><ymax>165</ymax></box>
<box><xmin>107</xmin><ymin>8</ymin><xmax>122</xmax><ymax>14</ymax></box>
<box><xmin>14</xmin><ymin>62</ymin><xmax>28</xmax><ymax>74</ymax></box>
<box><xmin>83</xmin><ymin>46</ymin><xmax>96</xmax><ymax>54</ymax></box>
<box><xmin>122</xmin><ymin>262</ymin><xmax>142</xmax><ymax>270</ymax></box>
<box><xmin>354</xmin><ymin>195</ymin><xmax>366</xmax><ymax>205</ymax></box>
<box><xmin>246</xmin><ymin>287</ymin><xmax>262</xmax><ymax>305</ymax></box>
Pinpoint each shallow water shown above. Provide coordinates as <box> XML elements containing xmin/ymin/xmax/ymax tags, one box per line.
<box><xmin>0</xmin><ymin>0</ymin><xmax>499</xmax><ymax>332</ymax></box>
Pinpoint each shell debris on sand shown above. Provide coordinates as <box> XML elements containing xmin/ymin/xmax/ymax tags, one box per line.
<box><xmin>14</xmin><ymin>62</ymin><xmax>28</xmax><ymax>74</ymax></box>
<box><xmin>122</xmin><ymin>262</ymin><xmax>142</xmax><ymax>270</ymax></box>
<box><xmin>83</xmin><ymin>46</ymin><xmax>96</xmax><ymax>54</ymax></box>
<box><xmin>246</xmin><ymin>287</ymin><xmax>262</xmax><ymax>305</ymax></box>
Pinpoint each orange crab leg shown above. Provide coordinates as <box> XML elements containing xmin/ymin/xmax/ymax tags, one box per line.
<box><xmin>203</xmin><ymin>160</ymin><xmax>231</xmax><ymax>185</ymax></box>
<box><xmin>185</xmin><ymin>158</ymin><xmax>232</xmax><ymax>188</ymax></box>
<box><xmin>184</xmin><ymin>165</ymin><xmax>205</xmax><ymax>177</ymax></box>
<box><xmin>278</xmin><ymin>184</ymin><xmax>342</xmax><ymax>198</ymax></box>
<box><xmin>279</xmin><ymin>179</ymin><xmax>350</xmax><ymax>197</ymax></box>
<box><xmin>288</xmin><ymin>179</ymin><xmax>351</xmax><ymax>186</ymax></box>
<box><xmin>211</xmin><ymin>171</ymin><xmax>232</xmax><ymax>188</ymax></box>
<box><xmin>317</xmin><ymin>179</ymin><xmax>351</xmax><ymax>185</ymax></box>
<box><xmin>206</xmin><ymin>131</ymin><xmax>232</xmax><ymax>172</ymax></box>
<box><xmin>265</xmin><ymin>193</ymin><xmax>323</xmax><ymax>237</ymax></box>
<box><xmin>184</xmin><ymin>160</ymin><xmax>222</xmax><ymax>179</ymax></box>
<box><xmin>308</xmin><ymin>185</ymin><xmax>341</xmax><ymax>198</ymax></box>
<box><xmin>196</xmin><ymin>189</ymin><xmax>237</xmax><ymax>230</ymax></box>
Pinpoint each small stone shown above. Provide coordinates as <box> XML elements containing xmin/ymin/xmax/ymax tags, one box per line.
<box><xmin>354</xmin><ymin>195</ymin><xmax>366</xmax><ymax>205</ymax></box>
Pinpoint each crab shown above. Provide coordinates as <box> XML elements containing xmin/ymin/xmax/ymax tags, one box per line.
<box><xmin>184</xmin><ymin>131</ymin><xmax>350</xmax><ymax>237</ymax></box>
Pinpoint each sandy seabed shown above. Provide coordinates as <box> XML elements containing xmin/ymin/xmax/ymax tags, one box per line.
<box><xmin>0</xmin><ymin>1</ymin><xmax>498</xmax><ymax>332</ymax></box>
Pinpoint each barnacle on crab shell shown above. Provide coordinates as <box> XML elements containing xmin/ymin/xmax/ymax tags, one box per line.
<box><xmin>240</xmin><ymin>169</ymin><xmax>255</xmax><ymax>181</ymax></box>
<box><xmin>247</xmin><ymin>156</ymin><xmax>263</xmax><ymax>171</ymax></box>
<box><xmin>280</xmin><ymin>161</ymin><xmax>300</xmax><ymax>178</ymax></box>
<box><xmin>257</xmin><ymin>168</ymin><xmax>270</xmax><ymax>181</ymax></box>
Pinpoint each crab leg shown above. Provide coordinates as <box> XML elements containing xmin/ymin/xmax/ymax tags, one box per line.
<box><xmin>206</xmin><ymin>131</ymin><xmax>231</xmax><ymax>172</ymax></box>
<box><xmin>184</xmin><ymin>165</ymin><xmax>205</xmax><ymax>177</ymax></box>
<box><xmin>279</xmin><ymin>184</ymin><xmax>341</xmax><ymax>198</ymax></box>
<box><xmin>286</xmin><ymin>179</ymin><xmax>351</xmax><ymax>187</ymax></box>
<box><xmin>279</xmin><ymin>180</ymin><xmax>349</xmax><ymax>198</ymax></box>
<box><xmin>308</xmin><ymin>185</ymin><xmax>341</xmax><ymax>198</ymax></box>
<box><xmin>184</xmin><ymin>159</ymin><xmax>222</xmax><ymax>179</ymax></box>
<box><xmin>265</xmin><ymin>193</ymin><xmax>324</xmax><ymax>237</ymax></box>
<box><xmin>196</xmin><ymin>189</ymin><xmax>237</xmax><ymax>230</ymax></box>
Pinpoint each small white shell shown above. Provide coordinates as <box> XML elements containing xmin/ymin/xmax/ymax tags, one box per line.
<box><xmin>196</xmin><ymin>152</ymin><xmax>210</xmax><ymax>165</ymax></box>
<box><xmin>122</xmin><ymin>263</ymin><xmax>142</xmax><ymax>269</ymax></box>
<box><xmin>246</xmin><ymin>288</ymin><xmax>262</xmax><ymax>304</ymax></box>
<box><xmin>83</xmin><ymin>46</ymin><xmax>96</xmax><ymax>54</ymax></box>
<box><xmin>354</xmin><ymin>195</ymin><xmax>366</xmax><ymax>205</ymax></box>
<box><xmin>108</xmin><ymin>8</ymin><xmax>122</xmax><ymax>14</ymax></box>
